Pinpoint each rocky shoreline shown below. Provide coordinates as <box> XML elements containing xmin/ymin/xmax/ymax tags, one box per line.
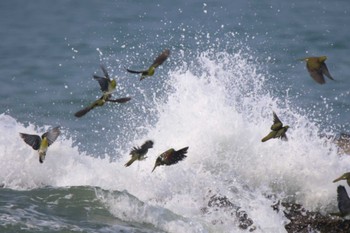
<box><xmin>204</xmin><ymin>194</ymin><xmax>350</xmax><ymax>233</ymax></box>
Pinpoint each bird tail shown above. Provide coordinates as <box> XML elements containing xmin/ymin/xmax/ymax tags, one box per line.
<box><xmin>333</xmin><ymin>176</ymin><xmax>344</xmax><ymax>183</ymax></box>
<box><xmin>261</xmin><ymin>132</ymin><xmax>276</xmax><ymax>142</ymax></box>
<box><xmin>125</xmin><ymin>158</ymin><xmax>136</xmax><ymax>167</ymax></box>
<box><xmin>125</xmin><ymin>67</ymin><xmax>143</xmax><ymax>74</ymax></box>
<box><xmin>39</xmin><ymin>152</ymin><xmax>46</xmax><ymax>163</ymax></box>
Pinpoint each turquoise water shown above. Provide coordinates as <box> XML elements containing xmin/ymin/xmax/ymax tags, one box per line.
<box><xmin>1</xmin><ymin>0</ymin><xmax>350</xmax><ymax>232</ymax></box>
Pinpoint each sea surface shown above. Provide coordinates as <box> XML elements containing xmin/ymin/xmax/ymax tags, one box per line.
<box><xmin>1</xmin><ymin>0</ymin><xmax>350</xmax><ymax>232</ymax></box>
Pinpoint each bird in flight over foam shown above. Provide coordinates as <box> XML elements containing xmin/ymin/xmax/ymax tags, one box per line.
<box><xmin>74</xmin><ymin>65</ymin><xmax>131</xmax><ymax>118</ymax></box>
<box><xmin>126</xmin><ymin>49</ymin><xmax>170</xmax><ymax>81</ymax></box>
<box><xmin>125</xmin><ymin>140</ymin><xmax>154</xmax><ymax>167</ymax></box>
<box><xmin>19</xmin><ymin>126</ymin><xmax>60</xmax><ymax>163</ymax></box>
<box><xmin>152</xmin><ymin>146</ymin><xmax>188</xmax><ymax>172</ymax></box>
<box><xmin>261</xmin><ymin>112</ymin><xmax>289</xmax><ymax>142</ymax></box>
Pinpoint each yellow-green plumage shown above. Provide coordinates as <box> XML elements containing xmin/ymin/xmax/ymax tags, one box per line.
<box><xmin>75</xmin><ymin>65</ymin><xmax>131</xmax><ymax>118</ymax></box>
<box><xmin>300</xmin><ymin>56</ymin><xmax>334</xmax><ymax>84</ymax></box>
<box><xmin>19</xmin><ymin>126</ymin><xmax>60</xmax><ymax>163</ymax></box>
<box><xmin>261</xmin><ymin>112</ymin><xmax>289</xmax><ymax>142</ymax></box>
<box><xmin>126</xmin><ymin>49</ymin><xmax>170</xmax><ymax>81</ymax></box>
<box><xmin>333</xmin><ymin>172</ymin><xmax>350</xmax><ymax>187</ymax></box>
<box><xmin>125</xmin><ymin>140</ymin><xmax>154</xmax><ymax>167</ymax></box>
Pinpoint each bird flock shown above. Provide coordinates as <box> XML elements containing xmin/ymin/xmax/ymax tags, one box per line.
<box><xmin>18</xmin><ymin>49</ymin><xmax>188</xmax><ymax>172</ymax></box>
<box><xmin>18</xmin><ymin>50</ymin><xmax>348</xmax><ymax>216</ymax></box>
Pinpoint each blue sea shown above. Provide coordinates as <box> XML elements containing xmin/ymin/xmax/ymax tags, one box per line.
<box><xmin>1</xmin><ymin>0</ymin><xmax>350</xmax><ymax>232</ymax></box>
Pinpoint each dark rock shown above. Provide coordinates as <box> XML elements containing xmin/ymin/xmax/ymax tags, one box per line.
<box><xmin>272</xmin><ymin>201</ymin><xmax>350</xmax><ymax>233</ymax></box>
<box><xmin>203</xmin><ymin>194</ymin><xmax>256</xmax><ymax>231</ymax></box>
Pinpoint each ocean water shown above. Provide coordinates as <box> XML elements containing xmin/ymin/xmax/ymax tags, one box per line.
<box><xmin>1</xmin><ymin>0</ymin><xmax>350</xmax><ymax>232</ymax></box>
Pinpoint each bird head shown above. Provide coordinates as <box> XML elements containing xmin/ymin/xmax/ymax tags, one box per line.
<box><xmin>144</xmin><ymin>140</ymin><xmax>154</xmax><ymax>148</ymax></box>
<box><xmin>152</xmin><ymin>157</ymin><xmax>163</xmax><ymax>172</ymax></box>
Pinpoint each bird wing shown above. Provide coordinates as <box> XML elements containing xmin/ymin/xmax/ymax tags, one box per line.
<box><xmin>130</xmin><ymin>146</ymin><xmax>142</xmax><ymax>155</ymax></box>
<box><xmin>150</xmin><ymin>49</ymin><xmax>170</xmax><ymax>69</ymax></box>
<box><xmin>74</xmin><ymin>100</ymin><xmax>99</xmax><ymax>118</ymax></box>
<box><xmin>307</xmin><ymin>68</ymin><xmax>325</xmax><ymax>84</ymax></box>
<box><xmin>271</xmin><ymin>112</ymin><xmax>283</xmax><ymax>130</ymax></box>
<box><xmin>42</xmin><ymin>126</ymin><xmax>60</xmax><ymax>147</ymax></box>
<box><xmin>125</xmin><ymin>157</ymin><xmax>137</xmax><ymax>167</ymax></box>
<box><xmin>125</xmin><ymin>67</ymin><xmax>148</xmax><ymax>74</ymax></box>
<box><xmin>20</xmin><ymin>133</ymin><xmax>41</xmax><ymax>150</ymax></box>
<box><xmin>93</xmin><ymin>75</ymin><xmax>110</xmax><ymax>93</ymax></box>
<box><xmin>337</xmin><ymin>185</ymin><xmax>350</xmax><ymax>216</ymax></box>
<box><xmin>100</xmin><ymin>65</ymin><xmax>110</xmax><ymax>79</ymax></box>
<box><xmin>164</xmin><ymin>147</ymin><xmax>188</xmax><ymax>165</ymax></box>
<box><xmin>320</xmin><ymin>63</ymin><xmax>334</xmax><ymax>81</ymax></box>
<box><xmin>106</xmin><ymin>97</ymin><xmax>131</xmax><ymax>103</ymax></box>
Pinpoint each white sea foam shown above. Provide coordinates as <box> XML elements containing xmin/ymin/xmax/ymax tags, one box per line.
<box><xmin>0</xmin><ymin>48</ymin><xmax>349</xmax><ymax>232</ymax></box>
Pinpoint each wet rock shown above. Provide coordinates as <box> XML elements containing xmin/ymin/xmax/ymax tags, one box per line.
<box><xmin>203</xmin><ymin>194</ymin><xmax>256</xmax><ymax>231</ymax></box>
<box><xmin>272</xmin><ymin>201</ymin><xmax>350</xmax><ymax>233</ymax></box>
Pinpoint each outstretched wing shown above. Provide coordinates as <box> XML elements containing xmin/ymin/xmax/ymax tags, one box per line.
<box><xmin>100</xmin><ymin>64</ymin><xmax>110</xmax><ymax>79</ymax></box>
<box><xmin>308</xmin><ymin>68</ymin><xmax>325</xmax><ymax>84</ymax></box>
<box><xmin>125</xmin><ymin>67</ymin><xmax>147</xmax><ymax>74</ymax></box>
<box><xmin>93</xmin><ymin>75</ymin><xmax>110</xmax><ymax>93</ymax></box>
<box><xmin>337</xmin><ymin>185</ymin><xmax>350</xmax><ymax>216</ymax></box>
<box><xmin>271</xmin><ymin>112</ymin><xmax>283</xmax><ymax>130</ymax></box>
<box><xmin>42</xmin><ymin>126</ymin><xmax>60</xmax><ymax>146</ymax></box>
<box><xmin>150</xmin><ymin>49</ymin><xmax>170</xmax><ymax>69</ymax></box>
<box><xmin>164</xmin><ymin>146</ymin><xmax>188</xmax><ymax>165</ymax></box>
<box><xmin>20</xmin><ymin>133</ymin><xmax>41</xmax><ymax>150</ymax></box>
<box><xmin>106</xmin><ymin>97</ymin><xmax>131</xmax><ymax>103</ymax></box>
<box><xmin>320</xmin><ymin>63</ymin><xmax>334</xmax><ymax>81</ymax></box>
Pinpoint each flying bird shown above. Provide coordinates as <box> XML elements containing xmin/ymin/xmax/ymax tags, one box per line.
<box><xmin>74</xmin><ymin>65</ymin><xmax>131</xmax><ymax>118</ymax></box>
<box><xmin>261</xmin><ymin>112</ymin><xmax>289</xmax><ymax>142</ymax></box>
<box><xmin>333</xmin><ymin>172</ymin><xmax>350</xmax><ymax>187</ymax></box>
<box><xmin>300</xmin><ymin>56</ymin><xmax>334</xmax><ymax>84</ymax></box>
<box><xmin>19</xmin><ymin>126</ymin><xmax>60</xmax><ymax>163</ymax></box>
<box><xmin>126</xmin><ymin>49</ymin><xmax>170</xmax><ymax>80</ymax></box>
<box><xmin>152</xmin><ymin>146</ymin><xmax>188</xmax><ymax>172</ymax></box>
<box><xmin>125</xmin><ymin>140</ymin><xmax>154</xmax><ymax>167</ymax></box>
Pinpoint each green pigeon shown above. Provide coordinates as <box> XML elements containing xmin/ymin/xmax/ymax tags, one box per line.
<box><xmin>152</xmin><ymin>146</ymin><xmax>188</xmax><ymax>172</ymax></box>
<box><xmin>19</xmin><ymin>126</ymin><xmax>60</xmax><ymax>163</ymax></box>
<box><xmin>125</xmin><ymin>140</ymin><xmax>154</xmax><ymax>167</ymax></box>
<box><xmin>331</xmin><ymin>185</ymin><xmax>350</xmax><ymax>218</ymax></box>
<box><xmin>300</xmin><ymin>56</ymin><xmax>334</xmax><ymax>84</ymax></box>
<box><xmin>261</xmin><ymin>112</ymin><xmax>289</xmax><ymax>142</ymax></box>
<box><xmin>74</xmin><ymin>94</ymin><xmax>131</xmax><ymax>118</ymax></box>
<box><xmin>126</xmin><ymin>49</ymin><xmax>170</xmax><ymax>80</ymax></box>
<box><xmin>74</xmin><ymin>65</ymin><xmax>131</xmax><ymax>118</ymax></box>
<box><xmin>333</xmin><ymin>172</ymin><xmax>350</xmax><ymax>187</ymax></box>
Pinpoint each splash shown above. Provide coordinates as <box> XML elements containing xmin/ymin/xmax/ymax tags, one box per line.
<box><xmin>1</xmin><ymin>46</ymin><xmax>348</xmax><ymax>232</ymax></box>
